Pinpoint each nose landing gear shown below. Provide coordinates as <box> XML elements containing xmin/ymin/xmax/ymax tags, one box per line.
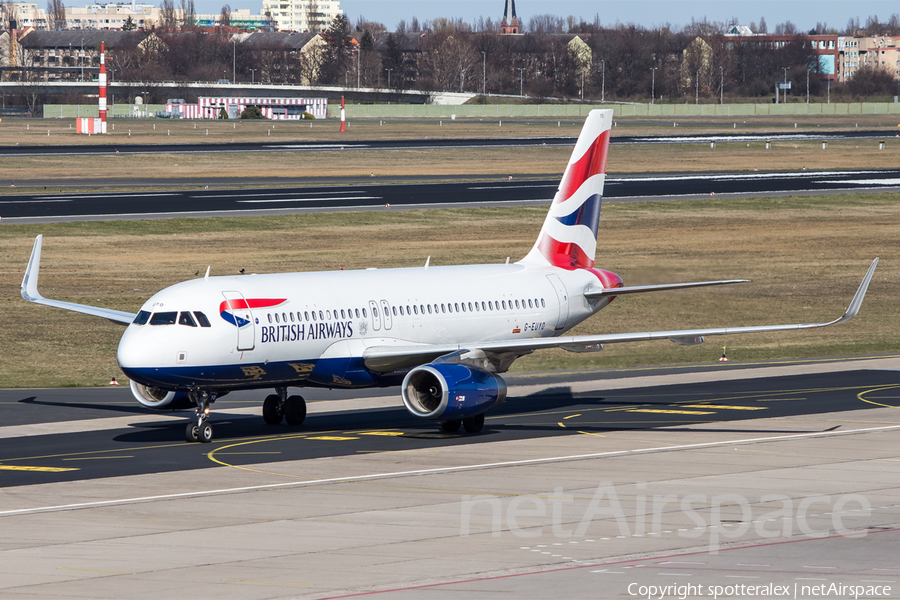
<box><xmin>185</xmin><ymin>390</ymin><xmax>217</xmax><ymax>443</ymax></box>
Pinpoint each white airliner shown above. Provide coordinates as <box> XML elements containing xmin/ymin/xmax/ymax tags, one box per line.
<box><xmin>22</xmin><ymin>109</ymin><xmax>878</xmax><ymax>443</ymax></box>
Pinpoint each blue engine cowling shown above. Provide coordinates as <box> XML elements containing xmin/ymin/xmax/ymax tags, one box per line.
<box><xmin>129</xmin><ymin>380</ymin><xmax>194</xmax><ymax>410</ymax></box>
<box><xmin>401</xmin><ymin>363</ymin><xmax>507</xmax><ymax>421</ymax></box>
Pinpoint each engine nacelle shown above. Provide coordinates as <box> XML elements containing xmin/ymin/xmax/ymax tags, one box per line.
<box><xmin>129</xmin><ymin>380</ymin><xmax>194</xmax><ymax>410</ymax></box>
<box><xmin>402</xmin><ymin>363</ymin><xmax>507</xmax><ymax>421</ymax></box>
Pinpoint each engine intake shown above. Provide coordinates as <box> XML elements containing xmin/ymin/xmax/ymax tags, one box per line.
<box><xmin>402</xmin><ymin>363</ymin><xmax>507</xmax><ymax>421</ymax></box>
<box><xmin>129</xmin><ymin>380</ymin><xmax>193</xmax><ymax>410</ymax></box>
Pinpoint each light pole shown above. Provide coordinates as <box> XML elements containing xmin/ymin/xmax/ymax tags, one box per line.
<box><xmin>517</xmin><ymin>67</ymin><xmax>525</xmax><ymax>97</ymax></box>
<box><xmin>356</xmin><ymin>47</ymin><xmax>360</xmax><ymax>87</ymax></box>
<box><xmin>385</xmin><ymin>68</ymin><xmax>392</xmax><ymax>89</ymax></box>
<box><xmin>719</xmin><ymin>66</ymin><xmax>723</xmax><ymax>104</ymax></box>
<box><xmin>580</xmin><ymin>69</ymin><xmax>585</xmax><ymax>102</ymax></box>
<box><xmin>650</xmin><ymin>67</ymin><xmax>656</xmax><ymax>103</ymax></box>
<box><xmin>80</xmin><ymin>37</ymin><xmax>84</xmax><ymax>81</ymax></box>
<box><xmin>460</xmin><ymin>68</ymin><xmax>465</xmax><ymax>92</ymax></box>
<box><xmin>695</xmin><ymin>68</ymin><xmax>700</xmax><ymax>104</ymax></box>
<box><xmin>827</xmin><ymin>77</ymin><xmax>831</xmax><ymax>103</ymax></box>
<box><xmin>783</xmin><ymin>67</ymin><xmax>788</xmax><ymax>101</ymax></box>
<box><xmin>806</xmin><ymin>69</ymin><xmax>809</xmax><ymax>103</ymax></box>
<box><xmin>250</xmin><ymin>68</ymin><xmax>256</xmax><ymax>83</ymax></box>
<box><xmin>601</xmin><ymin>59</ymin><xmax>605</xmax><ymax>102</ymax></box>
<box><xmin>345</xmin><ymin>70</ymin><xmax>349</xmax><ymax>87</ymax></box>
<box><xmin>481</xmin><ymin>51</ymin><xmax>486</xmax><ymax>95</ymax></box>
<box><xmin>232</xmin><ymin>39</ymin><xmax>236</xmax><ymax>83</ymax></box>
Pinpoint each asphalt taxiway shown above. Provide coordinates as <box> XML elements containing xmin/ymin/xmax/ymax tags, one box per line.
<box><xmin>1</xmin><ymin>357</ymin><xmax>898</xmax><ymax>598</ymax></box>
<box><xmin>4</xmin><ymin>169</ymin><xmax>900</xmax><ymax>223</ymax></box>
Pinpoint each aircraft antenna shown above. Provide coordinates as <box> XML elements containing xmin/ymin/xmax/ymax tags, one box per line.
<box><xmin>424</xmin><ymin>256</ymin><xmax>430</xmax><ymax>269</ymax></box>
<box><xmin>204</xmin><ymin>266</ymin><xmax>210</xmax><ymax>280</ymax></box>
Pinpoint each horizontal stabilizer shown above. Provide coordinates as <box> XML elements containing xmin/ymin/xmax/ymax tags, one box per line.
<box><xmin>585</xmin><ymin>279</ymin><xmax>749</xmax><ymax>299</ymax></box>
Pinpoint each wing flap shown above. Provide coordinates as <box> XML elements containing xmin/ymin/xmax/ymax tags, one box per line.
<box><xmin>21</xmin><ymin>235</ymin><xmax>136</xmax><ymax>326</ymax></box>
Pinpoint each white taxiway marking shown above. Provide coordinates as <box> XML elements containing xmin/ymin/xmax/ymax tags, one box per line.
<box><xmin>198</xmin><ymin>191</ymin><xmax>368</xmax><ymax>198</ymax></box>
<box><xmin>2</xmin><ymin>423</ymin><xmax>900</xmax><ymax>518</ymax></box>
<box><xmin>237</xmin><ymin>196</ymin><xmax>381</xmax><ymax>204</ymax></box>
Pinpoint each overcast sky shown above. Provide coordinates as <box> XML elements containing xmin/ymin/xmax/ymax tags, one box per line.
<box><xmin>202</xmin><ymin>0</ymin><xmax>900</xmax><ymax>31</ymax></box>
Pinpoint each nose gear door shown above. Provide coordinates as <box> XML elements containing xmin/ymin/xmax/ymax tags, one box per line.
<box><xmin>222</xmin><ymin>291</ymin><xmax>255</xmax><ymax>351</ymax></box>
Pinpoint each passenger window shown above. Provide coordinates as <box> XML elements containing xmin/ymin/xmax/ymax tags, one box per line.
<box><xmin>427</xmin><ymin>305</ymin><xmax>432</xmax><ymax>314</ymax></box>
<box><xmin>528</xmin><ymin>299</ymin><xmax>533</xmax><ymax>309</ymax></box>
<box><xmin>441</xmin><ymin>304</ymin><xmax>446</xmax><ymax>313</ymax></box>
<box><xmin>312</xmin><ymin>311</ymin><xmax>317</xmax><ymax>321</ymax></box>
<box><xmin>355</xmin><ymin>308</ymin><xmax>360</xmax><ymax>318</ymax></box>
<box><xmin>420</xmin><ymin>305</ymin><xmax>425</xmax><ymax>314</ymax></box>
<box><xmin>481</xmin><ymin>301</ymin><xmax>486</xmax><ymax>311</ymax></box>
<box><xmin>178</xmin><ymin>312</ymin><xmax>197</xmax><ymax>327</ymax></box>
<box><xmin>194</xmin><ymin>312</ymin><xmax>211</xmax><ymax>327</ymax></box>
<box><xmin>392</xmin><ymin>306</ymin><xmax>397</xmax><ymax>316</ymax></box>
<box><xmin>319</xmin><ymin>310</ymin><xmax>324</xmax><ymax>320</ymax></box>
<box><xmin>468</xmin><ymin>302</ymin><xmax>473</xmax><ymax>312</ymax></box>
<box><xmin>275</xmin><ymin>313</ymin><xmax>280</xmax><ymax>323</ymax></box>
<box><xmin>133</xmin><ymin>310</ymin><xmax>151</xmax><ymax>325</ymax></box>
<box><xmin>515</xmin><ymin>299</ymin><xmax>520</xmax><ymax>309</ymax></box>
<box><xmin>343</xmin><ymin>309</ymin><xmax>347</xmax><ymax>319</ymax></box>
<box><xmin>413</xmin><ymin>305</ymin><xmax>418</xmax><ymax>315</ymax></box>
<box><xmin>282</xmin><ymin>312</ymin><xmax>287</xmax><ymax>322</ymax></box>
<box><xmin>327</xmin><ymin>310</ymin><xmax>332</xmax><ymax>320</ymax></box>
<box><xmin>149</xmin><ymin>311</ymin><xmax>177</xmax><ymax>325</ymax></box>
<box><xmin>363</xmin><ymin>308</ymin><xmax>367</xmax><ymax>317</ymax></box>
<box><xmin>455</xmin><ymin>303</ymin><xmax>460</xmax><ymax>312</ymax></box>
<box><xmin>268</xmin><ymin>313</ymin><xmax>273</xmax><ymax>324</ymax></box>
<box><xmin>305</xmin><ymin>311</ymin><xmax>310</xmax><ymax>321</ymax></box>
<box><xmin>373</xmin><ymin>307</ymin><xmax>378</xmax><ymax>318</ymax></box>
<box><xmin>541</xmin><ymin>298</ymin><xmax>546</xmax><ymax>308</ymax></box>
<box><xmin>289</xmin><ymin>312</ymin><xmax>294</xmax><ymax>322</ymax></box>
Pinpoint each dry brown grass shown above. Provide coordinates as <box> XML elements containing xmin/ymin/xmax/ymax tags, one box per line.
<box><xmin>3</xmin><ymin>193</ymin><xmax>898</xmax><ymax>388</ymax></box>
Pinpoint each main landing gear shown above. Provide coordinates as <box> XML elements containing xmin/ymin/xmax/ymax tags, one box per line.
<box><xmin>262</xmin><ymin>387</ymin><xmax>307</xmax><ymax>427</ymax></box>
<box><xmin>185</xmin><ymin>390</ymin><xmax>217</xmax><ymax>443</ymax></box>
<box><xmin>440</xmin><ymin>413</ymin><xmax>485</xmax><ymax>434</ymax></box>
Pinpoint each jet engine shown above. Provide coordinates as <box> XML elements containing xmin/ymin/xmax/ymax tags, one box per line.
<box><xmin>401</xmin><ymin>363</ymin><xmax>507</xmax><ymax>421</ymax></box>
<box><xmin>129</xmin><ymin>380</ymin><xmax>194</xmax><ymax>410</ymax></box>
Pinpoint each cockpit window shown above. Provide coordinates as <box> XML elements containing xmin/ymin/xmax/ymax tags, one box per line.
<box><xmin>194</xmin><ymin>311</ymin><xmax>211</xmax><ymax>327</ymax></box>
<box><xmin>149</xmin><ymin>311</ymin><xmax>177</xmax><ymax>325</ymax></box>
<box><xmin>178</xmin><ymin>312</ymin><xmax>197</xmax><ymax>327</ymax></box>
<box><xmin>133</xmin><ymin>310</ymin><xmax>151</xmax><ymax>325</ymax></box>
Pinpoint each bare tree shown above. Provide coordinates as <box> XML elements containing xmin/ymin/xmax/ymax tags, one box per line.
<box><xmin>46</xmin><ymin>0</ymin><xmax>66</xmax><ymax>29</ymax></box>
<box><xmin>159</xmin><ymin>0</ymin><xmax>176</xmax><ymax>29</ymax></box>
<box><xmin>180</xmin><ymin>0</ymin><xmax>195</xmax><ymax>28</ymax></box>
<box><xmin>304</xmin><ymin>0</ymin><xmax>321</xmax><ymax>32</ymax></box>
<box><xmin>219</xmin><ymin>3</ymin><xmax>230</xmax><ymax>27</ymax></box>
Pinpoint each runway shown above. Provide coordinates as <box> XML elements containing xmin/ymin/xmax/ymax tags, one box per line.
<box><xmin>1</xmin><ymin>357</ymin><xmax>899</xmax><ymax>598</ymax></box>
<box><xmin>3</xmin><ymin>169</ymin><xmax>900</xmax><ymax>222</ymax></box>
<box><xmin>1</xmin><ymin>129</ymin><xmax>895</xmax><ymax>157</ymax></box>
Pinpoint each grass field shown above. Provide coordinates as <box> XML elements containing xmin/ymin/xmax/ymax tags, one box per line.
<box><xmin>3</xmin><ymin>193</ymin><xmax>897</xmax><ymax>388</ymax></box>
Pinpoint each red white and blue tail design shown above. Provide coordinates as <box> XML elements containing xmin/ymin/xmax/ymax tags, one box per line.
<box><xmin>521</xmin><ymin>109</ymin><xmax>613</xmax><ymax>270</ymax></box>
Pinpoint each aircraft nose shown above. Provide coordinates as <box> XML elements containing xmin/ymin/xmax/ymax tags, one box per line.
<box><xmin>116</xmin><ymin>325</ymin><xmax>144</xmax><ymax>370</ymax></box>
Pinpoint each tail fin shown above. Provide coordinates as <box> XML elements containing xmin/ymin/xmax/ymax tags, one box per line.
<box><xmin>520</xmin><ymin>109</ymin><xmax>613</xmax><ymax>269</ymax></box>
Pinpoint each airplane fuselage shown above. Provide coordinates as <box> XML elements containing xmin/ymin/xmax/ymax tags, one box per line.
<box><xmin>117</xmin><ymin>263</ymin><xmax>615</xmax><ymax>392</ymax></box>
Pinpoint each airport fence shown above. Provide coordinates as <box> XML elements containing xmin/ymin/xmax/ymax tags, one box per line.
<box><xmin>40</xmin><ymin>101</ymin><xmax>900</xmax><ymax>120</ymax></box>
<box><xmin>327</xmin><ymin>102</ymin><xmax>900</xmax><ymax>119</ymax></box>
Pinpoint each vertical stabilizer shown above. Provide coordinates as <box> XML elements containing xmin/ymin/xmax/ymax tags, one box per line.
<box><xmin>520</xmin><ymin>109</ymin><xmax>613</xmax><ymax>269</ymax></box>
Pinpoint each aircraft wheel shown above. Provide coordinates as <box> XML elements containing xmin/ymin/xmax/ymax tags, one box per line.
<box><xmin>440</xmin><ymin>420</ymin><xmax>461</xmax><ymax>433</ymax></box>
<box><xmin>284</xmin><ymin>395</ymin><xmax>307</xmax><ymax>426</ymax></box>
<box><xmin>463</xmin><ymin>413</ymin><xmax>485</xmax><ymax>434</ymax></box>
<box><xmin>185</xmin><ymin>421</ymin><xmax>199</xmax><ymax>443</ymax></box>
<box><xmin>198</xmin><ymin>421</ymin><xmax>213</xmax><ymax>443</ymax></box>
<box><xmin>262</xmin><ymin>394</ymin><xmax>283</xmax><ymax>425</ymax></box>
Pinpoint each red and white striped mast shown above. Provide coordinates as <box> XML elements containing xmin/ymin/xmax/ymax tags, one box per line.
<box><xmin>98</xmin><ymin>41</ymin><xmax>107</xmax><ymax>133</ymax></box>
<box><xmin>340</xmin><ymin>95</ymin><xmax>346</xmax><ymax>132</ymax></box>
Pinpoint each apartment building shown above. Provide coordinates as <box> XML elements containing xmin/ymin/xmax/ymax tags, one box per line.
<box><xmin>259</xmin><ymin>0</ymin><xmax>342</xmax><ymax>33</ymax></box>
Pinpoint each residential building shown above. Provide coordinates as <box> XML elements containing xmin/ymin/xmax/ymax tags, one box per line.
<box><xmin>259</xmin><ymin>0</ymin><xmax>342</xmax><ymax>33</ymax></box>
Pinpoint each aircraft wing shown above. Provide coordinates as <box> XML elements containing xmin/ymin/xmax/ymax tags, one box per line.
<box><xmin>362</xmin><ymin>258</ymin><xmax>878</xmax><ymax>373</ymax></box>
<box><xmin>21</xmin><ymin>235</ymin><xmax>136</xmax><ymax>326</ymax></box>
<box><xmin>584</xmin><ymin>279</ymin><xmax>749</xmax><ymax>299</ymax></box>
